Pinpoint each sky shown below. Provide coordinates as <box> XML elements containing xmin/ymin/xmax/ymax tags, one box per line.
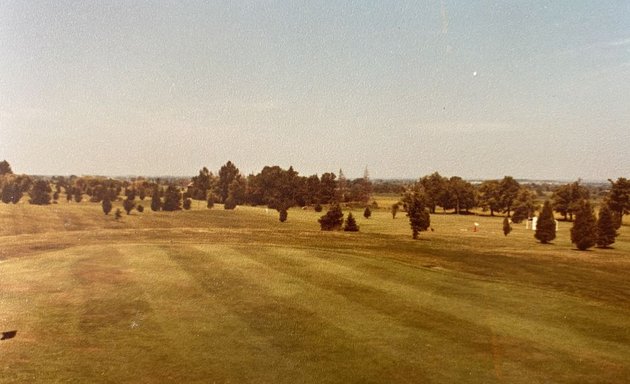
<box><xmin>1</xmin><ymin>1</ymin><xmax>629</xmax><ymax>180</ymax></box>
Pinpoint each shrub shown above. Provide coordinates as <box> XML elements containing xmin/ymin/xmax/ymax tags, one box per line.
<box><xmin>224</xmin><ymin>197</ymin><xmax>237</xmax><ymax>210</ymax></box>
<box><xmin>279</xmin><ymin>208</ymin><xmax>288</xmax><ymax>222</ymax></box>
<box><xmin>319</xmin><ymin>204</ymin><xmax>344</xmax><ymax>230</ymax></box>
<box><xmin>183</xmin><ymin>198</ymin><xmax>192</xmax><ymax>210</ymax></box>
<box><xmin>137</xmin><ymin>204</ymin><xmax>144</xmax><ymax>213</ymax></box>
<box><xmin>207</xmin><ymin>197</ymin><xmax>214</xmax><ymax>209</ymax></box>
<box><xmin>314</xmin><ymin>203</ymin><xmax>323</xmax><ymax>212</ymax></box>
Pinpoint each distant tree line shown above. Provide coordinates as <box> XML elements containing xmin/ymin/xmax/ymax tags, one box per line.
<box><xmin>1</xmin><ymin>159</ymin><xmax>628</xmax><ymax>248</ymax></box>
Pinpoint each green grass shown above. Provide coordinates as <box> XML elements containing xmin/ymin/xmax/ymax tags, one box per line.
<box><xmin>1</xmin><ymin>199</ymin><xmax>629</xmax><ymax>383</ymax></box>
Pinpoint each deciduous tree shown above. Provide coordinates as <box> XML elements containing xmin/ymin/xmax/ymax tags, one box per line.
<box><xmin>29</xmin><ymin>180</ymin><xmax>52</xmax><ymax>205</ymax></box>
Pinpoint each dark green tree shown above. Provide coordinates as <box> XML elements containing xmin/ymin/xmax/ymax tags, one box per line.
<box><xmin>73</xmin><ymin>188</ymin><xmax>83</xmax><ymax>203</ymax></box>
<box><xmin>499</xmin><ymin>176</ymin><xmax>521</xmax><ymax>217</ymax></box>
<box><xmin>344</xmin><ymin>212</ymin><xmax>359</xmax><ymax>232</ymax></box>
<box><xmin>319</xmin><ymin>172</ymin><xmax>337</xmax><ymax>204</ymax></box>
<box><xmin>151</xmin><ymin>188</ymin><xmax>161</xmax><ymax>211</ymax></box>
<box><xmin>511</xmin><ymin>188</ymin><xmax>538</xmax><ymax>224</ymax></box>
<box><xmin>478</xmin><ymin>180</ymin><xmax>503</xmax><ymax>216</ymax></box>
<box><xmin>102</xmin><ymin>196</ymin><xmax>112</xmax><ymax>215</ymax></box>
<box><xmin>29</xmin><ymin>180</ymin><xmax>52</xmax><ymax>205</ymax></box>
<box><xmin>571</xmin><ymin>200</ymin><xmax>597</xmax><ymax>250</ymax></box>
<box><xmin>552</xmin><ymin>181</ymin><xmax>590</xmax><ymax>221</ymax></box>
<box><xmin>535</xmin><ymin>200</ymin><xmax>556</xmax><ymax>244</ymax></box>
<box><xmin>318</xmin><ymin>204</ymin><xmax>344</xmax><ymax>230</ymax></box>
<box><xmin>420</xmin><ymin>172</ymin><xmax>448</xmax><ymax>213</ymax></box>
<box><xmin>207</xmin><ymin>196</ymin><xmax>214</xmax><ymax>209</ymax></box>
<box><xmin>404</xmin><ymin>189</ymin><xmax>430</xmax><ymax>239</ymax></box>
<box><xmin>183</xmin><ymin>198</ymin><xmax>192</xmax><ymax>210</ymax></box>
<box><xmin>596</xmin><ymin>205</ymin><xmax>617</xmax><ymax>248</ymax></box>
<box><xmin>279</xmin><ymin>208</ymin><xmax>288</xmax><ymax>222</ymax></box>
<box><xmin>0</xmin><ymin>160</ymin><xmax>12</xmax><ymax>175</ymax></box>
<box><xmin>606</xmin><ymin>178</ymin><xmax>630</xmax><ymax>229</ymax></box>
<box><xmin>223</xmin><ymin>196</ymin><xmax>237</xmax><ymax>210</ymax></box>
<box><xmin>503</xmin><ymin>217</ymin><xmax>512</xmax><ymax>236</ymax></box>
<box><xmin>363</xmin><ymin>206</ymin><xmax>372</xmax><ymax>219</ymax></box>
<box><xmin>123</xmin><ymin>198</ymin><xmax>135</xmax><ymax>215</ymax></box>
<box><xmin>218</xmin><ymin>161</ymin><xmax>240</xmax><ymax>203</ymax></box>
<box><xmin>162</xmin><ymin>185</ymin><xmax>181</xmax><ymax>211</ymax></box>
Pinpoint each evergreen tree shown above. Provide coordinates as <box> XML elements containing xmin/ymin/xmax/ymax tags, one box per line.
<box><xmin>318</xmin><ymin>204</ymin><xmax>344</xmax><ymax>230</ymax></box>
<box><xmin>503</xmin><ymin>217</ymin><xmax>512</xmax><ymax>236</ymax></box>
<box><xmin>404</xmin><ymin>189</ymin><xmax>430</xmax><ymax>239</ymax></box>
<box><xmin>66</xmin><ymin>188</ymin><xmax>73</xmax><ymax>202</ymax></box>
<box><xmin>596</xmin><ymin>205</ymin><xmax>617</xmax><ymax>248</ymax></box>
<box><xmin>279</xmin><ymin>208</ymin><xmax>288</xmax><ymax>222</ymax></box>
<box><xmin>207</xmin><ymin>197</ymin><xmax>214</xmax><ymax>209</ymax></box>
<box><xmin>535</xmin><ymin>200</ymin><xmax>556</xmax><ymax>244</ymax></box>
<box><xmin>571</xmin><ymin>200</ymin><xmax>597</xmax><ymax>250</ymax></box>
<box><xmin>29</xmin><ymin>180</ymin><xmax>52</xmax><ymax>205</ymax></box>
<box><xmin>162</xmin><ymin>185</ymin><xmax>182</xmax><ymax>211</ymax></box>
<box><xmin>123</xmin><ymin>198</ymin><xmax>135</xmax><ymax>215</ymax></box>
<box><xmin>407</xmin><ymin>193</ymin><xmax>431</xmax><ymax>240</ymax></box>
<box><xmin>363</xmin><ymin>206</ymin><xmax>372</xmax><ymax>219</ymax></box>
<box><xmin>151</xmin><ymin>188</ymin><xmax>161</xmax><ymax>211</ymax></box>
<box><xmin>183</xmin><ymin>198</ymin><xmax>192</xmax><ymax>210</ymax></box>
<box><xmin>344</xmin><ymin>212</ymin><xmax>359</xmax><ymax>232</ymax></box>
<box><xmin>102</xmin><ymin>196</ymin><xmax>112</xmax><ymax>215</ymax></box>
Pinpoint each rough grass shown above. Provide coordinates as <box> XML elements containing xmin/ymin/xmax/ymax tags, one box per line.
<box><xmin>1</xmin><ymin>199</ymin><xmax>629</xmax><ymax>383</ymax></box>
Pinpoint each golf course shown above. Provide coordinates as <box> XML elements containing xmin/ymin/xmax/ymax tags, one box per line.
<box><xmin>1</xmin><ymin>198</ymin><xmax>629</xmax><ymax>383</ymax></box>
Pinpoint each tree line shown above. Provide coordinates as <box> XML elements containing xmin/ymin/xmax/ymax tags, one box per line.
<box><xmin>1</xmin><ymin>159</ymin><xmax>628</xmax><ymax>248</ymax></box>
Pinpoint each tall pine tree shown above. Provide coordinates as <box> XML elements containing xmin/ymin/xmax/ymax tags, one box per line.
<box><xmin>571</xmin><ymin>200</ymin><xmax>597</xmax><ymax>251</ymax></box>
<box><xmin>535</xmin><ymin>200</ymin><xmax>556</xmax><ymax>244</ymax></box>
<box><xmin>596</xmin><ymin>204</ymin><xmax>617</xmax><ymax>248</ymax></box>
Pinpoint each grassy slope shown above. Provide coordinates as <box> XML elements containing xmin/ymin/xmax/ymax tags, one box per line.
<box><xmin>1</xmin><ymin>200</ymin><xmax>629</xmax><ymax>383</ymax></box>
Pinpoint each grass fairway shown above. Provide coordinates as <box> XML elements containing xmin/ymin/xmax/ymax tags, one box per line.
<box><xmin>1</xmin><ymin>201</ymin><xmax>630</xmax><ymax>383</ymax></box>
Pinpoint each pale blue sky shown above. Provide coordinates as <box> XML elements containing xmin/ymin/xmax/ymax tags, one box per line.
<box><xmin>1</xmin><ymin>1</ymin><xmax>629</xmax><ymax>179</ymax></box>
